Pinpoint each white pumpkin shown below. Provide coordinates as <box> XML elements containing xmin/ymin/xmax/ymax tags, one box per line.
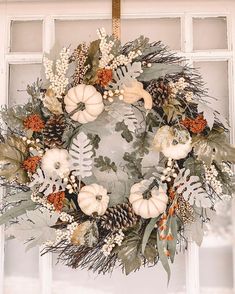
<box><xmin>78</xmin><ymin>183</ymin><xmax>109</xmax><ymax>216</ymax></box>
<box><xmin>129</xmin><ymin>179</ymin><xmax>168</xmax><ymax>219</ymax></box>
<box><xmin>153</xmin><ymin>125</ymin><xmax>192</xmax><ymax>160</ymax></box>
<box><xmin>64</xmin><ymin>84</ymin><xmax>104</xmax><ymax>124</ymax></box>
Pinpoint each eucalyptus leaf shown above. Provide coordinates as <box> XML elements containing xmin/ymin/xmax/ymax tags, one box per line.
<box><xmin>139</xmin><ymin>63</ymin><xmax>182</xmax><ymax>82</ymax></box>
<box><xmin>157</xmin><ymin>233</ymin><xmax>171</xmax><ymax>284</ymax></box>
<box><xmin>6</xmin><ymin>191</ymin><xmax>32</xmax><ymax>203</ymax></box>
<box><xmin>142</xmin><ymin>218</ymin><xmax>157</xmax><ymax>255</ymax></box>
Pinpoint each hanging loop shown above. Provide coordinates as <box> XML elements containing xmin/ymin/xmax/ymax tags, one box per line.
<box><xmin>112</xmin><ymin>0</ymin><xmax>121</xmax><ymax>40</ymax></box>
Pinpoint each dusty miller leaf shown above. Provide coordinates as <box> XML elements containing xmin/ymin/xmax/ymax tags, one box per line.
<box><xmin>0</xmin><ymin>200</ymin><xmax>36</xmax><ymax>226</ymax></box>
<box><xmin>193</xmin><ymin>129</ymin><xmax>235</xmax><ymax>165</ymax></box>
<box><xmin>69</xmin><ymin>132</ymin><xmax>93</xmax><ymax>178</ymax></box>
<box><xmin>29</xmin><ymin>169</ymin><xmax>65</xmax><ymax>196</ymax></box>
<box><xmin>6</xmin><ymin>208</ymin><xmax>59</xmax><ymax>250</ymax></box>
<box><xmin>173</xmin><ymin>168</ymin><xmax>212</xmax><ymax>208</ymax></box>
<box><xmin>109</xmin><ymin>62</ymin><xmax>142</xmax><ymax>89</ymax></box>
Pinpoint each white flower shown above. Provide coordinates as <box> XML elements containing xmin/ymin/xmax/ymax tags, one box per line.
<box><xmin>41</xmin><ymin>148</ymin><xmax>70</xmax><ymax>178</ymax></box>
<box><xmin>153</xmin><ymin>126</ymin><xmax>192</xmax><ymax>160</ymax></box>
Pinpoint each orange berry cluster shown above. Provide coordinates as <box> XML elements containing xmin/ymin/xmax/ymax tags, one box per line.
<box><xmin>24</xmin><ymin>114</ymin><xmax>45</xmax><ymax>132</ymax></box>
<box><xmin>47</xmin><ymin>191</ymin><xmax>65</xmax><ymax>212</ymax></box>
<box><xmin>181</xmin><ymin>115</ymin><xmax>207</xmax><ymax>134</ymax></box>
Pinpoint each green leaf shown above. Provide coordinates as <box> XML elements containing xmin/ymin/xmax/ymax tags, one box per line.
<box><xmin>157</xmin><ymin>233</ymin><xmax>171</xmax><ymax>284</ymax></box>
<box><xmin>193</xmin><ymin>129</ymin><xmax>235</xmax><ymax>165</ymax></box>
<box><xmin>142</xmin><ymin>218</ymin><xmax>157</xmax><ymax>255</ymax></box>
<box><xmin>123</xmin><ymin>152</ymin><xmax>143</xmax><ymax>179</ymax></box>
<box><xmin>118</xmin><ymin>229</ymin><xmax>142</xmax><ymax>275</ymax></box>
<box><xmin>87</xmin><ymin>133</ymin><xmax>101</xmax><ymax>156</ymax></box>
<box><xmin>0</xmin><ymin>136</ymin><xmax>29</xmax><ymax>183</ymax></box>
<box><xmin>6</xmin><ymin>191</ymin><xmax>32</xmax><ymax>203</ymax></box>
<box><xmin>139</xmin><ymin>63</ymin><xmax>183</xmax><ymax>82</ymax></box>
<box><xmin>83</xmin><ymin>39</ymin><xmax>100</xmax><ymax>84</ymax></box>
<box><xmin>115</xmin><ymin>121</ymin><xmax>133</xmax><ymax>143</ymax></box>
<box><xmin>133</xmin><ymin>132</ymin><xmax>150</xmax><ymax>156</ymax></box>
<box><xmin>0</xmin><ymin>200</ymin><xmax>36</xmax><ymax>225</ymax></box>
<box><xmin>94</xmin><ymin>156</ymin><xmax>117</xmax><ymax>173</ymax></box>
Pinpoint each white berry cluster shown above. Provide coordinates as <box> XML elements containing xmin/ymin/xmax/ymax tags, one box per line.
<box><xmin>31</xmin><ymin>191</ymin><xmax>54</xmax><ymax>211</ymax></box>
<box><xmin>22</xmin><ymin>136</ymin><xmax>44</xmax><ymax>156</ymax></box>
<box><xmin>97</xmin><ymin>28</ymin><xmax>142</xmax><ymax>69</ymax></box>
<box><xmin>103</xmin><ymin>88</ymin><xmax>124</xmax><ymax>102</ymax></box>
<box><xmin>204</xmin><ymin>163</ymin><xmax>223</xmax><ymax>195</ymax></box>
<box><xmin>64</xmin><ymin>175</ymin><xmax>78</xmax><ymax>194</ymax></box>
<box><xmin>97</xmin><ymin>28</ymin><xmax>115</xmax><ymax>68</ymax></box>
<box><xmin>169</xmin><ymin>77</ymin><xmax>193</xmax><ymax>101</ymax></box>
<box><xmin>161</xmin><ymin>158</ymin><xmax>178</xmax><ymax>182</ymax></box>
<box><xmin>101</xmin><ymin>230</ymin><xmax>125</xmax><ymax>257</ymax></box>
<box><xmin>110</xmin><ymin>50</ymin><xmax>142</xmax><ymax>70</ymax></box>
<box><xmin>222</xmin><ymin>162</ymin><xmax>234</xmax><ymax>177</ymax></box>
<box><xmin>43</xmin><ymin>47</ymin><xmax>70</xmax><ymax>98</ymax></box>
<box><xmin>53</xmin><ymin>222</ymin><xmax>78</xmax><ymax>245</ymax></box>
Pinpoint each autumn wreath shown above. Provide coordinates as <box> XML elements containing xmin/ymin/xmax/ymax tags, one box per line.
<box><xmin>0</xmin><ymin>28</ymin><xmax>234</xmax><ymax>278</ymax></box>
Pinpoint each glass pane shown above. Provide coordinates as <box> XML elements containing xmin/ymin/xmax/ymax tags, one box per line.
<box><xmin>10</xmin><ymin>20</ymin><xmax>43</xmax><ymax>52</ymax></box>
<box><xmin>194</xmin><ymin>61</ymin><xmax>229</xmax><ymax>118</ymax></box>
<box><xmin>5</xmin><ymin>239</ymin><xmax>39</xmax><ymax>280</ymax></box>
<box><xmin>52</xmin><ymin>252</ymin><xmax>186</xmax><ymax>293</ymax></box>
<box><xmin>55</xmin><ymin>19</ymin><xmax>112</xmax><ymax>49</ymax></box>
<box><xmin>8</xmin><ymin>64</ymin><xmax>42</xmax><ymax>106</ymax></box>
<box><xmin>199</xmin><ymin>246</ymin><xmax>233</xmax><ymax>288</ymax></box>
<box><xmin>193</xmin><ymin>17</ymin><xmax>227</xmax><ymax>50</ymax></box>
<box><xmin>122</xmin><ymin>18</ymin><xmax>181</xmax><ymax>50</ymax></box>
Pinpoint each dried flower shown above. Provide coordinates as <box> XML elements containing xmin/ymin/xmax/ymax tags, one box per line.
<box><xmin>47</xmin><ymin>191</ymin><xmax>65</xmax><ymax>211</ymax></box>
<box><xmin>43</xmin><ymin>89</ymin><xmax>63</xmax><ymax>115</ymax></box>
<box><xmin>181</xmin><ymin>115</ymin><xmax>207</xmax><ymax>134</ymax></box>
<box><xmin>96</xmin><ymin>68</ymin><xmax>113</xmax><ymax>87</ymax></box>
<box><xmin>24</xmin><ymin>114</ymin><xmax>45</xmax><ymax>132</ymax></box>
<box><xmin>22</xmin><ymin>156</ymin><xmax>41</xmax><ymax>173</ymax></box>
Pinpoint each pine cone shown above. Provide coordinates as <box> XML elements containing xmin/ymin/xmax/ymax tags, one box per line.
<box><xmin>100</xmin><ymin>203</ymin><xmax>139</xmax><ymax>231</ymax></box>
<box><xmin>146</xmin><ymin>79</ymin><xmax>170</xmax><ymax>106</ymax></box>
<box><xmin>43</xmin><ymin>115</ymin><xmax>66</xmax><ymax>147</ymax></box>
<box><xmin>176</xmin><ymin>195</ymin><xmax>194</xmax><ymax>224</ymax></box>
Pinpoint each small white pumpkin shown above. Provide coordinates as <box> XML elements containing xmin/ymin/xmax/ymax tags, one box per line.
<box><xmin>78</xmin><ymin>183</ymin><xmax>109</xmax><ymax>216</ymax></box>
<box><xmin>153</xmin><ymin>125</ymin><xmax>192</xmax><ymax>160</ymax></box>
<box><xmin>129</xmin><ymin>179</ymin><xmax>168</xmax><ymax>219</ymax></box>
<box><xmin>64</xmin><ymin>84</ymin><xmax>104</xmax><ymax>124</ymax></box>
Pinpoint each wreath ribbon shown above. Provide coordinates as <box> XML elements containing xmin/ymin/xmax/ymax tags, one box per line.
<box><xmin>112</xmin><ymin>0</ymin><xmax>121</xmax><ymax>39</ymax></box>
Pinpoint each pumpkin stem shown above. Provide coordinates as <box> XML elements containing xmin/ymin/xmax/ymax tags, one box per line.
<box><xmin>142</xmin><ymin>179</ymin><xmax>159</xmax><ymax>199</ymax></box>
<box><xmin>96</xmin><ymin>195</ymin><xmax>103</xmax><ymax>201</ymax></box>
<box><xmin>68</xmin><ymin>102</ymin><xmax>86</xmax><ymax>117</ymax></box>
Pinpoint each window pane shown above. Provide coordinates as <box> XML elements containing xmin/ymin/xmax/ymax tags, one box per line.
<box><xmin>55</xmin><ymin>19</ymin><xmax>112</xmax><ymax>48</ymax></box>
<box><xmin>10</xmin><ymin>20</ymin><xmax>43</xmax><ymax>52</ymax></box>
<box><xmin>194</xmin><ymin>61</ymin><xmax>229</xmax><ymax>118</ymax></box>
<box><xmin>193</xmin><ymin>17</ymin><xmax>227</xmax><ymax>50</ymax></box>
<box><xmin>5</xmin><ymin>239</ymin><xmax>39</xmax><ymax>280</ymax></box>
<box><xmin>122</xmin><ymin>18</ymin><xmax>181</xmax><ymax>50</ymax></box>
<box><xmin>8</xmin><ymin>64</ymin><xmax>42</xmax><ymax>106</ymax></box>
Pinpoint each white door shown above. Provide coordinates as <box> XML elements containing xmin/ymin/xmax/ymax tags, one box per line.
<box><xmin>0</xmin><ymin>1</ymin><xmax>234</xmax><ymax>294</ymax></box>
